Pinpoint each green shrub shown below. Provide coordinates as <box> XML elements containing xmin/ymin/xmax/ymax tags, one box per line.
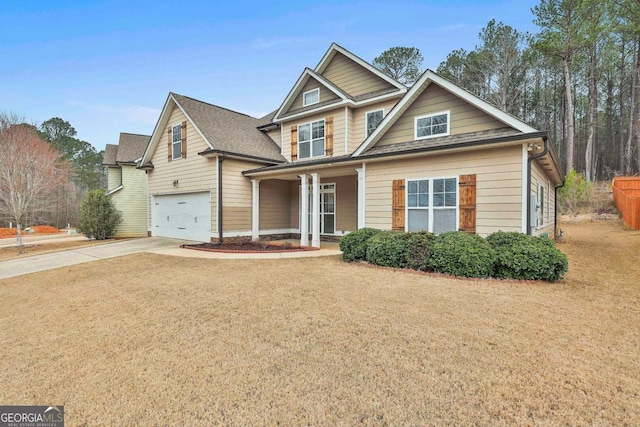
<box><xmin>558</xmin><ymin>168</ymin><xmax>593</xmax><ymax>214</ymax></box>
<box><xmin>366</xmin><ymin>231</ymin><xmax>410</xmax><ymax>268</ymax></box>
<box><xmin>405</xmin><ymin>231</ymin><xmax>435</xmax><ymax>271</ymax></box>
<box><xmin>77</xmin><ymin>189</ymin><xmax>122</xmax><ymax>240</ymax></box>
<box><xmin>486</xmin><ymin>231</ymin><xmax>555</xmax><ymax>249</ymax></box>
<box><xmin>339</xmin><ymin>228</ymin><xmax>382</xmax><ymax>262</ymax></box>
<box><xmin>490</xmin><ymin>235</ymin><xmax>568</xmax><ymax>282</ymax></box>
<box><xmin>429</xmin><ymin>231</ymin><xmax>495</xmax><ymax>278</ymax></box>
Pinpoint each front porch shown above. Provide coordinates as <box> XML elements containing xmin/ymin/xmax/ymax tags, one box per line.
<box><xmin>246</xmin><ymin>164</ymin><xmax>365</xmax><ymax>248</ymax></box>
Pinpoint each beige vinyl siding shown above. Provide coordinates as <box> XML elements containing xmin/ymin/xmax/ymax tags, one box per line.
<box><xmin>287</xmin><ymin>175</ymin><xmax>357</xmax><ymax>233</ymax></box>
<box><xmin>222</xmin><ymin>159</ymin><xmax>255</xmax><ymax>234</ymax></box>
<box><xmin>112</xmin><ymin>165</ymin><xmax>148</xmax><ymax>237</ymax></box>
<box><xmin>285</xmin><ymin>77</ymin><xmax>340</xmax><ymax>115</ymax></box>
<box><xmin>321</xmin><ymin>52</ymin><xmax>394</xmax><ymax>97</ymax></box>
<box><xmin>147</xmin><ymin>105</ymin><xmax>217</xmax><ymax>236</ymax></box>
<box><xmin>365</xmin><ymin>145</ymin><xmax>524</xmax><ymax>236</ymax></box>
<box><xmin>266</xmin><ymin>128</ymin><xmax>281</xmax><ymax>148</ymax></box>
<box><xmin>351</xmin><ymin>99</ymin><xmax>399</xmax><ymax>152</ymax></box>
<box><xmin>259</xmin><ymin>179</ymin><xmax>291</xmax><ymax>230</ymax></box>
<box><xmin>281</xmin><ymin>108</ymin><xmax>346</xmax><ymax>162</ymax></box>
<box><xmin>107</xmin><ymin>167</ymin><xmax>122</xmax><ymax>191</ymax></box>
<box><xmin>376</xmin><ymin>83</ymin><xmax>507</xmax><ymax>147</ymax></box>
<box><xmin>531</xmin><ymin>159</ymin><xmax>556</xmax><ymax>238</ymax></box>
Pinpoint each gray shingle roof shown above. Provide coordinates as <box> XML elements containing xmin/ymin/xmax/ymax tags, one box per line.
<box><xmin>172</xmin><ymin>93</ymin><xmax>285</xmax><ymax>163</ymax></box>
<box><xmin>172</xmin><ymin>93</ymin><xmax>285</xmax><ymax>162</ymax></box>
<box><xmin>116</xmin><ymin>133</ymin><xmax>150</xmax><ymax>163</ymax></box>
<box><xmin>102</xmin><ymin>144</ymin><xmax>118</xmax><ymax>166</ymax></box>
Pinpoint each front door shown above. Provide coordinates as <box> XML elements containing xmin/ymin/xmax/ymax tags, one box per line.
<box><xmin>302</xmin><ymin>183</ymin><xmax>336</xmax><ymax>234</ymax></box>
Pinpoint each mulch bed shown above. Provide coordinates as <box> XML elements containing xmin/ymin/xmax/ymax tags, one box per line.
<box><xmin>181</xmin><ymin>242</ymin><xmax>319</xmax><ymax>253</ymax></box>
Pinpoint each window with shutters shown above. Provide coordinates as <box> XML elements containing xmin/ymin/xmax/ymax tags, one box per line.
<box><xmin>365</xmin><ymin>109</ymin><xmax>384</xmax><ymax>137</ymax></box>
<box><xmin>415</xmin><ymin>111</ymin><xmax>450</xmax><ymax>140</ymax></box>
<box><xmin>298</xmin><ymin>120</ymin><xmax>325</xmax><ymax>159</ymax></box>
<box><xmin>407</xmin><ymin>177</ymin><xmax>457</xmax><ymax>234</ymax></box>
<box><xmin>303</xmin><ymin>88</ymin><xmax>320</xmax><ymax>107</ymax></box>
<box><xmin>172</xmin><ymin>124</ymin><xmax>182</xmax><ymax>160</ymax></box>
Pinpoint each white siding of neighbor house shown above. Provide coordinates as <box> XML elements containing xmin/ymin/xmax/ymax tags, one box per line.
<box><xmin>107</xmin><ymin>167</ymin><xmax>122</xmax><ymax>191</ymax></box>
<box><xmin>365</xmin><ymin>145</ymin><xmax>524</xmax><ymax>236</ymax></box>
<box><xmin>147</xmin><ymin>105</ymin><xmax>217</xmax><ymax>237</ymax></box>
<box><xmin>112</xmin><ymin>165</ymin><xmax>148</xmax><ymax>237</ymax></box>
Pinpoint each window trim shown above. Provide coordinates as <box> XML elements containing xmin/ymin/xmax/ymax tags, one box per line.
<box><xmin>414</xmin><ymin>110</ymin><xmax>450</xmax><ymax>140</ymax></box>
<box><xmin>536</xmin><ymin>181</ymin><xmax>544</xmax><ymax>229</ymax></box>
<box><xmin>365</xmin><ymin>108</ymin><xmax>384</xmax><ymax>137</ymax></box>
<box><xmin>171</xmin><ymin>123</ymin><xmax>182</xmax><ymax>160</ymax></box>
<box><xmin>299</xmin><ymin>182</ymin><xmax>337</xmax><ymax>235</ymax></box>
<box><xmin>297</xmin><ymin>119</ymin><xmax>325</xmax><ymax>160</ymax></box>
<box><xmin>405</xmin><ymin>176</ymin><xmax>459</xmax><ymax>233</ymax></box>
<box><xmin>303</xmin><ymin>88</ymin><xmax>320</xmax><ymax>107</ymax></box>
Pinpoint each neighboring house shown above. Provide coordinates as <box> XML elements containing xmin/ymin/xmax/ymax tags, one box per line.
<box><xmin>102</xmin><ymin>133</ymin><xmax>151</xmax><ymax>237</ymax></box>
<box><xmin>138</xmin><ymin>43</ymin><xmax>563</xmax><ymax>245</ymax></box>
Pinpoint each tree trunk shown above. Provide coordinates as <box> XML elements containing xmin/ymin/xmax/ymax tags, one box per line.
<box><xmin>619</xmin><ymin>38</ymin><xmax>627</xmax><ymax>174</ymax></box>
<box><xmin>563</xmin><ymin>57</ymin><xmax>575</xmax><ymax>171</ymax></box>
<box><xmin>585</xmin><ymin>45</ymin><xmax>597</xmax><ymax>181</ymax></box>
<box><xmin>636</xmin><ymin>40</ymin><xmax>640</xmax><ymax>173</ymax></box>
<box><xmin>626</xmin><ymin>39</ymin><xmax>639</xmax><ymax>175</ymax></box>
<box><xmin>16</xmin><ymin>222</ymin><xmax>23</xmax><ymax>247</ymax></box>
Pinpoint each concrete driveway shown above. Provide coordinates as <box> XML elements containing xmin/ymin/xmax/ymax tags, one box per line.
<box><xmin>0</xmin><ymin>237</ymin><xmax>190</xmax><ymax>280</ymax></box>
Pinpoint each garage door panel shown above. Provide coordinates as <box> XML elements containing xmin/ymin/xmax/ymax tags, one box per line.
<box><xmin>154</xmin><ymin>192</ymin><xmax>211</xmax><ymax>241</ymax></box>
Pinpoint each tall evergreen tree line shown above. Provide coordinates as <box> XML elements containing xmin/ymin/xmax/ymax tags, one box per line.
<box><xmin>436</xmin><ymin>0</ymin><xmax>640</xmax><ymax>181</ymax></box>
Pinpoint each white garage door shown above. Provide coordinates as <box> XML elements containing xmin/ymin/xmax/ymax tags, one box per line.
<box><xmin>154</xmin><ymin>192</ymin><xmax>211</xmax><ymax>242</ymax></box>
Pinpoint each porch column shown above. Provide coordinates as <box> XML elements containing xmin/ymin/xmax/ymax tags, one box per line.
<box><xmin>311</xmin><ymin>173</ymin><xmax>320</xmax><ymax>248</ymax></box>
<box><xmin>299</xmin><ymin>174</ymin><xmax>309</xmax><ymax>246</ymax></box>
<box><xmin>251</xmin><ymin>179</ymin><xmax>260</xmax><ymax>241</ymax></box>
<box><xmin>356</xmin><ymin>165</ymin><xmax>365</xmax><ymax>229</ymax></box>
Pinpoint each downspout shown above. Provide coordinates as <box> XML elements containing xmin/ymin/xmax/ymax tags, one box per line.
<box><xmin>217</xmin><ymin>153</ymin><xmax>227</xmax><ymax>244</ymax></box>
<box><xmin>526</xmin><ymin>136</ymin><xmax>548</xmax><ymax>235</ymax></box>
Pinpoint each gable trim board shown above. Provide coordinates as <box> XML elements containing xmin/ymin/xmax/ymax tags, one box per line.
<box><xmin>353</xmin><ymin>70</ymin><xmax>537</xmax><ymax>157</ymax></box>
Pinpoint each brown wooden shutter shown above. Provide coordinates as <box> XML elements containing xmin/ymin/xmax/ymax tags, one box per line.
<box><xmin>392</xmin><ymin>179</ymin><xmax>405</xmax><ymax>231</ymax></box>
<box><xmin>325</xmin><ymin>116</ymin><xmax>334</xmax><ymax>156</ymax></box>
<box><xmin>167</xmin><ymin>128</ymin><xmax>172</xmax><ymax>162</ymax></box>
<box><xmin>459</xmin><ymin>174</ymin><xmax>476</xmax><ymax>234</ymax></box>
<box><xmin>291</xmin><ymin>126</ymin><xmax>298</xmax><ymax>161</ymax></box>
<box><xmin>181</xmin><ymin>121</ymin><xmax>187</xmax><ymax>159</ymax></box>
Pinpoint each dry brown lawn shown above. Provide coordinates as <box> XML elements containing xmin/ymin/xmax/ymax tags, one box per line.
<box><xmin>0</xmin><ymin>240</ymin><xmax>111</xmax><ymax>262</ymax></box>
<box><xmin>1</xmin><ymin>220</ymin><xmax>639</xmax><ymax>426</ymax></box>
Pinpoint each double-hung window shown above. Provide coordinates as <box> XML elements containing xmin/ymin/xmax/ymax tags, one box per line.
<box><xmin>172</xmin><ymin>124</ymin><xmax>182</xmax><ymax>160</ymax></box>
<box><xmin>303</xmin><ymin>88</ymin><xmax>319</xmax><ymax>107</ymax></box>
<box><xmin>366</xmin><ymin>109</ymin><xmax>384</xmax><ymax>137</ymax></box>
<box><xmin>298</xmin><ymin>120</ymin><xmax>325</xmax><ymax>159</ymax></box>
<box><xmin>415</xmin><ymin>111</ymin><xmax>450</xmax><ymax>139</ymax></box>
<box><xmin>407</xmin><ymin>177</ymin><xmax>457</xmax><ymax>234</ymax></box>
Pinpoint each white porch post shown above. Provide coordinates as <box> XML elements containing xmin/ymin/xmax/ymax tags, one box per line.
<box><xmin>251</xmin><ymin>179</ymin><xmax>260</xmax><ymax>241</ymax></box>
<box><xmin>356</xmin><ymin>165</ymin><xmax>365</xmax><ymax>229</ymax></box>
<box><xmin>300</xmin><ymin>174</ymin><xmax>309</xmax><ymax>246</ymax></box>
<box><xmin>311</xmin><ymin>173</ymin><xmax>321</xmax><ymax>248</ymax></box>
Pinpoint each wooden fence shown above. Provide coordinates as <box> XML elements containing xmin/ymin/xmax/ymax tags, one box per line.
<box><xmin>612</xmin><ymin>177</ymin><xmax>640</xmax><ymax>230</ymax></box>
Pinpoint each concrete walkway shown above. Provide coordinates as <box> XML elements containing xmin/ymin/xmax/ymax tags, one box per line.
<box><xmin>0</xmin><ymin>237</ymin><xmax>342</xmax><ymax>280</ymax></box>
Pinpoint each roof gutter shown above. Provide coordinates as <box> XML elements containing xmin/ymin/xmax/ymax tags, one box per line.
<box><xmin>198</xmin><ymin>148</ymin><xmax>283</xmax><ymax>165</ymax></box>
<box><xmin>526</xmin><ymin>135</ymin><xmax>549</xmax><ymax>235</ymax></box>
<box><xmin>217</xmin><ymin>153</ymin><xmax>227</xmax><ymax>244</ymax></box>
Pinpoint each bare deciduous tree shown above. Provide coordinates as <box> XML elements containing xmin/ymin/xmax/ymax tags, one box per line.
<box><xmin>0</xmin><ymin>113</ymin><xmax>69</xmax><ymax>245</ymax></box>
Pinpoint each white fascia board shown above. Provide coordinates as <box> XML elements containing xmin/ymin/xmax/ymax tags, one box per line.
<box><xmin>273</xmin><ymin>68</ymin><xmax>348</xmax><ymax>122</ymax></box>
<box><xmin>140</xmin><ymin>94</ymin><xmax>174</xmax><ymax>165</ymax></box>
<box><xmin>315</xmin><ymin>43</ymin><xmax>406</xmax><ymax>91</ymax></box>
<box><xmin>107</xmin><ymin>184</ymin><xmax>123</xmax><ymax>195</ymax></box>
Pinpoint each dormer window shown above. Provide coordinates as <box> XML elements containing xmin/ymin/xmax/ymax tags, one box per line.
<box><xmin>415</xmin><ymin>111</ymin><xmax>450</xmax><ymax>140</ymax></box>
<box><xmin>303</xmin><ymin>88</ymin><xmax>320</xmax><ymax>107</ymax></box>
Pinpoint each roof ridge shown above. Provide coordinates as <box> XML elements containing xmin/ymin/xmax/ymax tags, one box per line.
<box><xmin>120</xmin><ymin>132</ymin><xmax>151</xmax><ymax>138</ymax></box>
<box><xmin>171</xmin><ymin>92</ymin><xmax>259</xmax><ymax>120</ymax></box>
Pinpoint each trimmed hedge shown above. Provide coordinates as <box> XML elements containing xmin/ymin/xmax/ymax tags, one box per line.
<box><xmin>339</xmin><ymin>228</ymin><xmax>382</xmax><ymax>262</ymax></box>
<box><xmin>488</xmin><ymin>232</ymin><xmax>568</xmax><ymax>282</ymax></box>
<box><xmin>405</xmin><ymin>231</ymin><xmax>435</xmax><ymax>271</ymax></box>
<box><xmin>340</xmin><ymin>228</ymin><xmax>568</xmax><ymax>282</ymax></box>
<box><xmin>428</xmin><ymin>231</ymin><xmax>496</xmax><ymax>278</ymax></box>
<box><xmin>366</xmin><ymin>231</ymin><xmax>409</xmax><ymax>268</ymax></box>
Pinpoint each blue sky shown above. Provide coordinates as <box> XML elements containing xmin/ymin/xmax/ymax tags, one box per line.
<box><xmin>0</xmin><ymin>0</ymin><xmax>540</xmax><ymax>152</ymax></box>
